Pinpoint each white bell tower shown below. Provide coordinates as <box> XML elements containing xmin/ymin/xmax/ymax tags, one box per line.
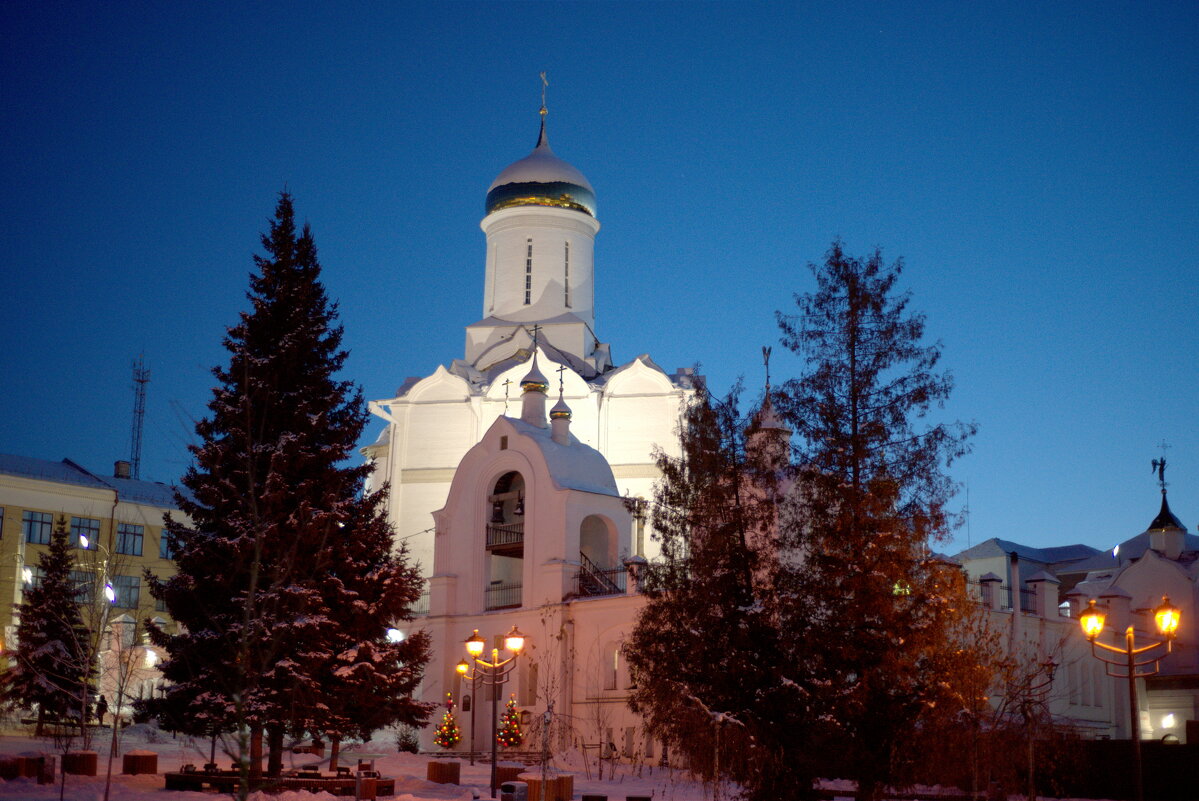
<box><xmin>466</xmin><ymin>103</ymin><xmax>605</xmax><ymax>374</ymax></box>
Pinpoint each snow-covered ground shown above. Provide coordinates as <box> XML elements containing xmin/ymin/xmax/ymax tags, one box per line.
<box><xmin>0</xmin><ymin>724</ymin><xmax>1115</xmax><ymax>801</ymax></box>
<box><xmin>0</xmin><ymin>724</ymin><xmax>723</xmax><ymax>801</ymax></box>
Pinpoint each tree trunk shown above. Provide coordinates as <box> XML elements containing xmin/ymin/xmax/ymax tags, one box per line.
<box><xmin>329</xmin><ymin>737</ymin><xmax>341</xmax><ymax>772</ymax></box>
<box><xmin>36</xmin><ymin>706</ymin><xmax>45</xmax><ymax>738</ymax></box>
<box><xmin>249</xmin><ymin>725</ymin><xmax>263</xmax><ymax>779</ymax></box>
<box><xmin>267</xmin><ymin>728</ymin><xmax>284</xmax><ymax>777</ymax></box>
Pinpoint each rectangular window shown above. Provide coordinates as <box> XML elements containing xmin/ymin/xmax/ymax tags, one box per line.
<box><xmin>28</xmin><ymin>566</ymin><xmax>46</xmax><ymax>590</ymax></box>
<box><xmin>159</xmin><ymin>531</ymin><xmax>176</xmax><ymax>560</ymax></box>
<box><xmin>22</xmin><ymin>511</ymin><xmax>53</xmax><ymax>544</ymax></box>
<box><xmin>111</xmin><ymin>574</ymin><xmax>140</xmax><ymax>609</ymax></box>
<box><xmin>155</xmin><ymin>595</ymin><xmax>168</xmax><ymax>613</ymax></box>
<box><xmin>70</xmin><ymin>517</ymin><xmax>101</xmax><ymax>549</ymax></box>
<box><xmin>70</xmin><ymin>570</ymin><xmax>95</xmax><ymax>604</ymax></box>
<box><xmin>525</xmin><ymin>239</ymin><xmax>533</xmax><ymax>304</ymax></box>
<box><xmin>116</xmin><ymin>523</ymin><xmax>144</xmax><ymax>556</ymax></box>
<box><xmin>564</xmin><ymin>241</ymin><xmax>571</xmax><ymax>307</ymax></box>
<box><xmin>0</xmin><ymin>506</ymin><xmax>5</xmax><ymax>538</ymax></box>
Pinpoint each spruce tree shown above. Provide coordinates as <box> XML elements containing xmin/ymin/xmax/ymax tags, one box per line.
<box><xmin>625</xmin><ymin>384</ymin><xmax>818</xmax><ymax>801</ymax></box>
<box><xmin>776</xmin><ymin>241</ymin><xmax>983</xmax><ymax>801</ymax></box>
<box><xmin>1</xmin><ymin>517</ymin><xmax>93</xmax><ymax>736</ymax></box>
<box><xmin>143</xmin><ymin>193</ymin><xmax>429</xmax><ymax>780</ymax></box>
<box><xmin>432</xmin><ymin>693</ymin><xmax>461</xmax><ymax>749</ymax></box>
<box><xmin>496</xmin><ymin>694</ymin><xmax>522</xmax><ymax>748</ymax></box>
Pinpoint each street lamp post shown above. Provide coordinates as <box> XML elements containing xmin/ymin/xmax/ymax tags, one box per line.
<box><xmin>1078</xmin><ymin>595</ymin><xmax>1181</xmax><ymax>801</ymax></box>
<box><xmin>457</xmin><ymin>626</ymin><xmax>525</xmax><ymax>799</ymax></box>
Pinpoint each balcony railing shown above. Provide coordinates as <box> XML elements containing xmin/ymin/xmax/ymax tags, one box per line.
<box><xmin>409</xmin><ymin>588</ymin><xmax>430</xmax><ymax>617</ymax></box>
<box><xmin>574</xmin><ymin>553</ymin><xmax>626</xmax><ymax>598</ymax></box>
<box><xmin>485</xmin><ymin>582</ymin><xmax>522</xmax><ymax>610</ymax></box>
<box><xmin>486</xmin><ymin>522</ymin><xmax>524</xmax><ymax>549</ymax></box>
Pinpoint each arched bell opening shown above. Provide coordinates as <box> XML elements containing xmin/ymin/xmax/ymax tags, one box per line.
<box><xmin>485</xmin><ymin>471</ymin><xmax>525</xmax><ymax>609</ymax></box>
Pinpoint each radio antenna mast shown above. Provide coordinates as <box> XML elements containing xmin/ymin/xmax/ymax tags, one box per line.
<box><xmin>130</xmin><ymin>355</ymin><xmax>150</xmax><ymax>479</ymax></box>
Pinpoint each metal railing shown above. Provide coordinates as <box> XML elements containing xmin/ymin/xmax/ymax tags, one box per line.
<box><xmin>574</xmin><ymin>553</ymin><xmax>625</xmax><ymax>598</ymax></box>
<box><xmin>486</xmin><ymin>522</ymin><xmax>524</xmax><ymax>549</ymax></box>
<box><xmin>410</xmin><ymin>588</ymin><xmax>430</xmax><ymax>617</ymax></box>
<box><xmin>485</xmin><ymin>582</ymin><xmax>522</xmax><ymax>610</ymax></box>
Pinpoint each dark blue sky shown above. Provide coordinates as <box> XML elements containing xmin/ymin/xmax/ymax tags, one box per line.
<box><xmin>2</xmin><ymin>2</ymin><xmax>1195</xmax><ymax>554</ymax></box>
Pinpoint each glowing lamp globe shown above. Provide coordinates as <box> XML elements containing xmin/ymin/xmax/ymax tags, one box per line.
<box><xmin>455</xmin><ymin>660</ymin><xmax>470</xmax><ymax>675</ymax></box>
<box><xmin>1154</xmin><ymin>596</ymin><xmax>1181</xmax><ymax>639</ymax></box>
<box><xmin>465</xmin><ymin>629</ymin><xmax>486</xmax><ymax>657</ymax></box>
<box><xmin>1079</xmin><ymin>599</ymin><xmax>1106</xmax><ymax>641</ymax></box>
<box><xmin>504</xmin><ymin>626</ymin><xmax>526</xmax><ymax>654</ymax></box>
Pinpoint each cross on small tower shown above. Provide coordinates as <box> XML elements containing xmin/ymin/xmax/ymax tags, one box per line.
<box><xmin>1152</xmin><ymin>440</ymin><xmax>1171</xmax><ymax>494</ymax></box>
<box><xmin>762</xmin><ymin>346</ymin><xmax>772</xmax><ymax>394</ymax></box>
<box><xmin>530</xmin><ymin>324</ymin><xmax>542</xmax><ymax>349</ymax></box>
<box><xmin>540</xmin><ymin>71</ymin><xmax>549</xmax><ymax>116</ymax></box>
<box><xmin>502</xmin><ymin>379</ymin><xmax>512</xmax><ymax>415</ymax></box>
<box><xmin>556</xmin><ymin>363</ymin><xmax>568</xmax><ymax>396</ymax></box>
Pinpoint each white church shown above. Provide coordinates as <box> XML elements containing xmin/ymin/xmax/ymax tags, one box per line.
<box><xmin>363</xmin><ymin>104</ymin><xmax>693</xmax><ymax>755</ymax></box>
<box><xmin>362</xmin><ymin>99</ymin><xmax>1199</xmax><ymax>759</ymax></box>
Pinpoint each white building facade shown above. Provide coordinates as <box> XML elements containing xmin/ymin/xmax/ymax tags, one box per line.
<box><xmin>366</xmin><ymin>109</ymin><xmax>695</xmax><ymax>582</ymax></box>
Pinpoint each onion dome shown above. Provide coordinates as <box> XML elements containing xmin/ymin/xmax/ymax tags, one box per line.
<box><xmin>486</xmin><ymin>112</ymin><xmax>596</xmax><ymax>218</ymax></box>
<box><xmin>520</xmin><ymin>354</ymin><xmax>549</xmax><ymax>394</ymax></box>
<box><xmin>550</xmin><ymin>395</ymin><xmax>572</xmax><ymax>420</ymax></box>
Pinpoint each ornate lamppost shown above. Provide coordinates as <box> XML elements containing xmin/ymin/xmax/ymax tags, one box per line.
<box><xmin>457</xmin><ymin>626</ymin><xmax>525</xmax><ymax>799</ymax></box>
<box><xmin>1078</xmin><ymin>595</ymin><xmax>1181</xmax><ymax>801</ymax></box>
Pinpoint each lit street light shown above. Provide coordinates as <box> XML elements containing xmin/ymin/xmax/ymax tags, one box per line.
<box><xmin>456</xmin><ymin>626</ymin><xmax>525</xmax><ymax>799</ymax></box>
<box><xmin>1078</xmin><ymin>595</ymin><xmax>1180</xmax><ymax>801</ymax></box>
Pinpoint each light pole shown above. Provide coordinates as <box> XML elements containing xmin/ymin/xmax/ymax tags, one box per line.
<box><xmin>1078</xmin><ymin>595</ymin><xmax>1181</xmax><ymax>801</ymax></box>
<box><xmin>457</xmin><ymin>626</ymin><xmax>525</xmax><ymax>799</ymax></box>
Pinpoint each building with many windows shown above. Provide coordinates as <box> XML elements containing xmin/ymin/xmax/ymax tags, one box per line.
<box><xmin>0</xmin><ymin>453</ymin><xmax>181</xmax><ymax>718</ymax></box>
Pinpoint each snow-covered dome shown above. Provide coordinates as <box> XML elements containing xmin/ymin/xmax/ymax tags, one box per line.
<box><xmin>486</xmin><ymin>115</ymin><xmax>596</xmax><ymax>218</ymax></box>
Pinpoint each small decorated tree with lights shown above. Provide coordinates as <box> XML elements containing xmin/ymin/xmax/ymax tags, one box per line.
<box><xmin>432</xmin><ymin>692</ymin><xmax>461</xmax><ymax>749</ymax></box>
<box><xmin>496</xmin><ymin>694</ymin><xmax>522</xmax><ymax>748</ymax></box>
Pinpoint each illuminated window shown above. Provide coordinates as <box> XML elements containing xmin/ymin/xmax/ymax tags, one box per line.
<box><xmin>564</xmin><ymin>241</ymin><xmax>571</xmax><ymax>307</ymax></box>
<box><xmin>70</xmin><ymin>517</ymin><xmax>100</xmax><ymax>549</ymax></box>
<box><xmin>525</xmin><ymin>239</ymin><xmax>533</xmax><ymax>304</ymax></box>
<box><xmin>27</xmin><ymin>566</ymin><xmax>46</xmax><ymax>589</ymax></box>
<box><xmin>603</xmin><ymin>643</ymin><xmax>619</xmax><ymax>690</ymax></box>
<box><xmin>111</xmin><ymin>575</ymin><xmax>140</xmax><ymax>609</ymax></box>
<box><xmin>70</xmin><ymin>571</ymin><xmax>95</xmax><ymax>603</ymax></box>
<box><xmin>22</xmin><ymin>511</ymin><xmax>53</xmax><ymax>544</ymax></box>
<box><xmin>116</xmin><ymin>523</ymin><xmax>144</xmax><ymax>556</ymax></box>
<box><xmin>159</xmin><ymin>531</ymin><xmax>176</xmax><ymax>560</ymax></box>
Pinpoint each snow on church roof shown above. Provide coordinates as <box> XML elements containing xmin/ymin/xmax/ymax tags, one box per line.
<box><xmin>506</xmin><ymin>417</ymin><xmax>619</xmax><ymax>497</ymax></box>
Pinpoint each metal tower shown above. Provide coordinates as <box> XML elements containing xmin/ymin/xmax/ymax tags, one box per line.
<box><xmin>130</xmin><ymin>355</ymin><xmax>150</xmax><ymax>479</ymax></box>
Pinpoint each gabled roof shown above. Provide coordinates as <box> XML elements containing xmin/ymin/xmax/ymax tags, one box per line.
<box><xmin>0</xmin><ymin>453</ymin><xmax>181</xmax><ymax>510</ymax></box>
<box><xmin>954</xmin><ymin>537</ymin><xmax>1100</xmax><ymax>565</ymax></box>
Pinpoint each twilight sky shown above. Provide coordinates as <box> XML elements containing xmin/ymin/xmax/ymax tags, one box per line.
<box><xmin>2</xmin><ymin>2</ymin><xmax>1195</xmax><ymax>555</ymax></box>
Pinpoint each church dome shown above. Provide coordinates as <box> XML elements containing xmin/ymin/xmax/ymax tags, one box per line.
<box><xmin>486</xmin><ymin>115</ymin><xmax>596</xmax><ymax>218</ymax></box>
